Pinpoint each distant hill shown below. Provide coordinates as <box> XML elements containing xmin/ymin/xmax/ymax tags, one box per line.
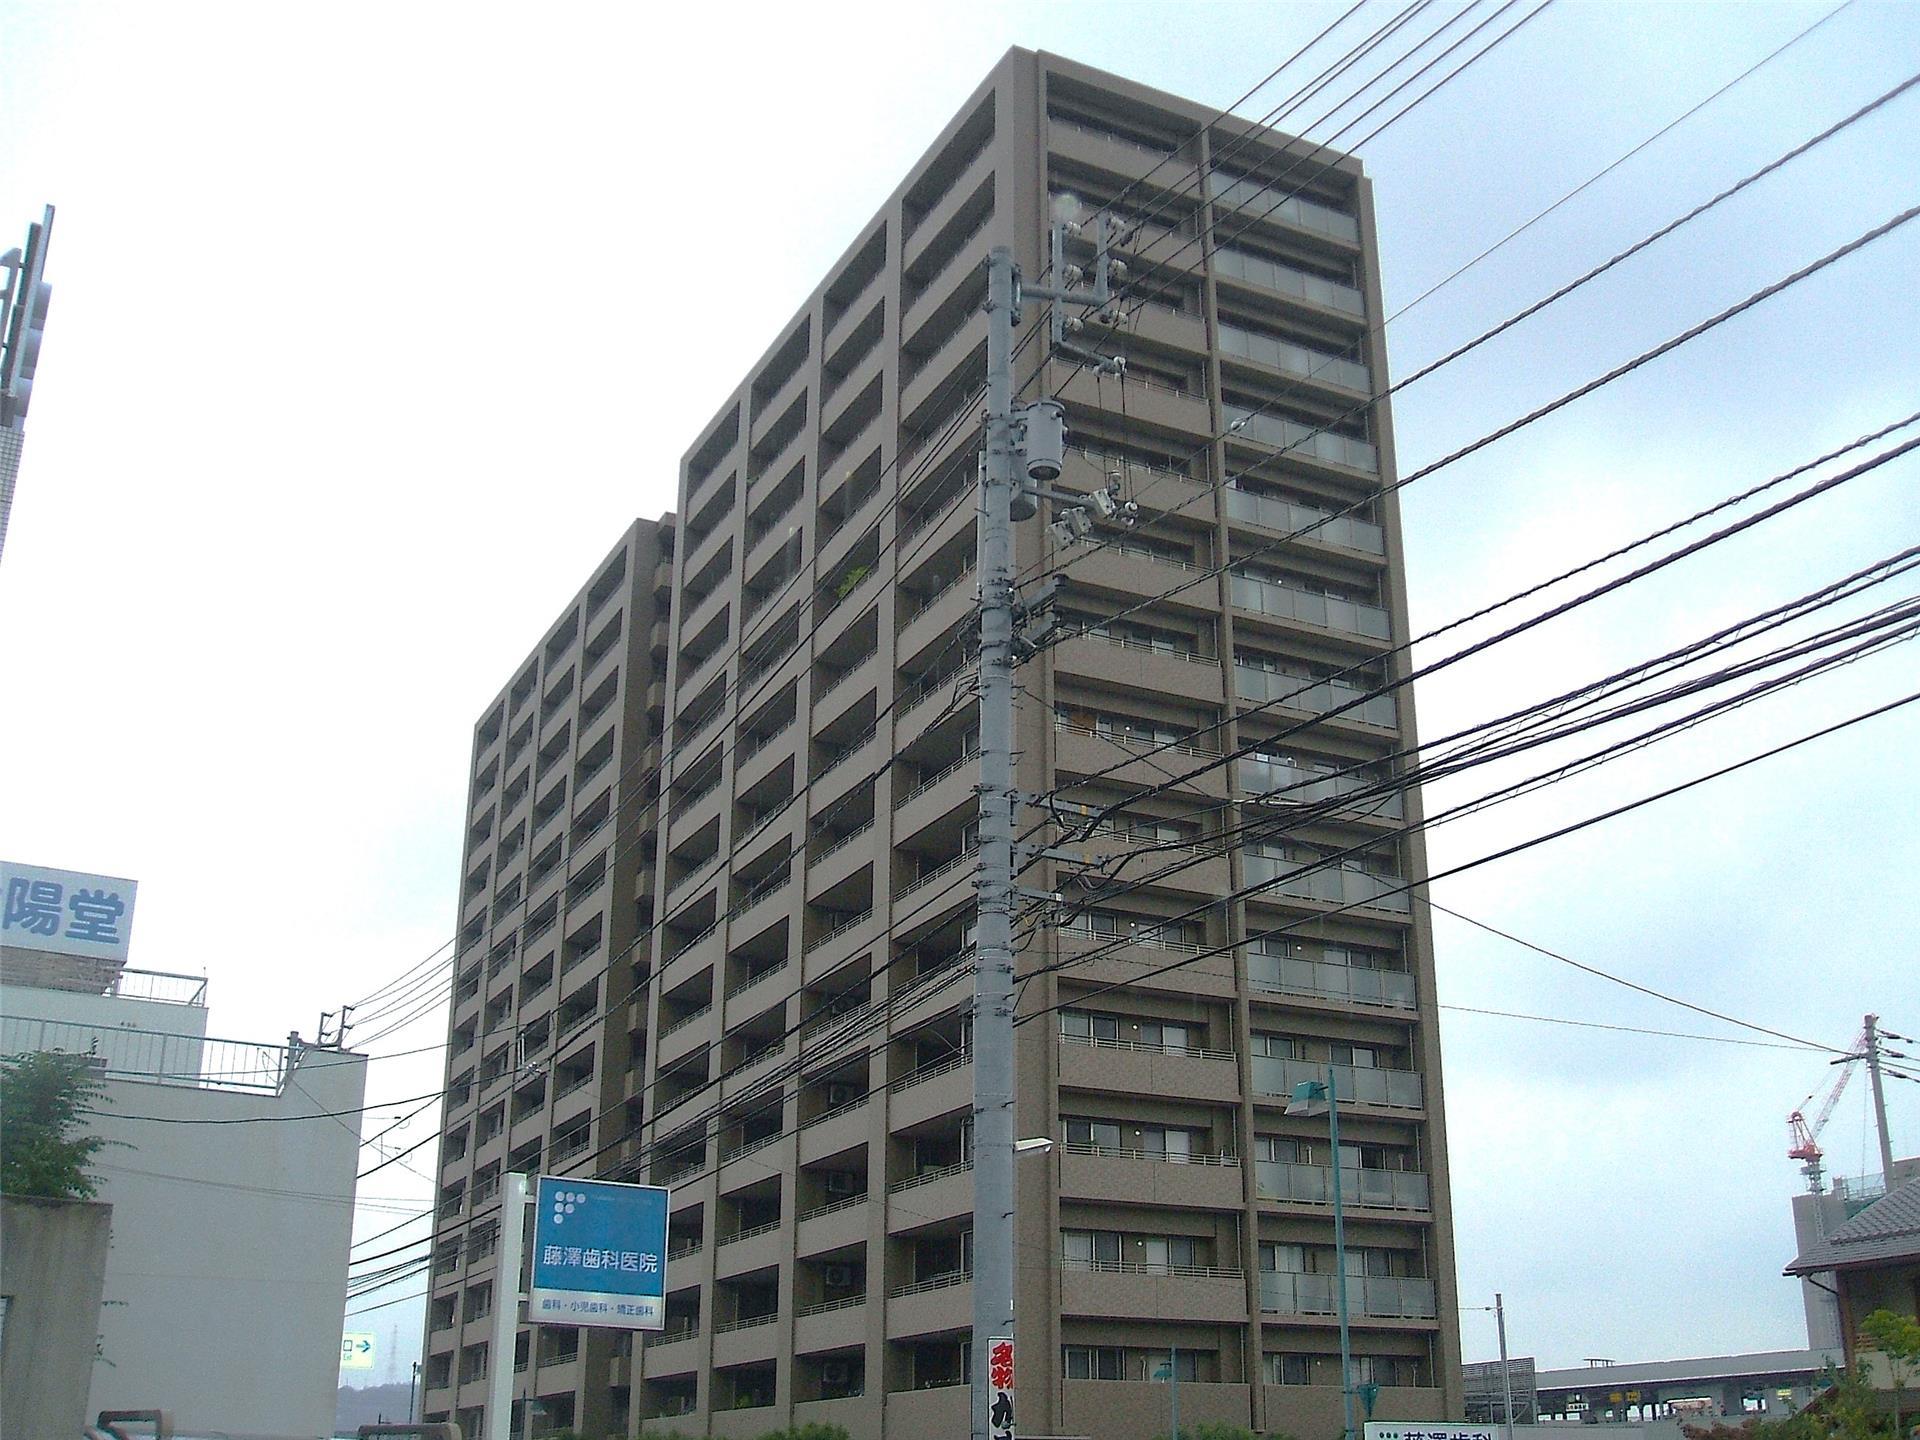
<box><xmin>335</xmin><ymin>1381</ymin><xmax>415</xmax><ymax>1436</ymax></box>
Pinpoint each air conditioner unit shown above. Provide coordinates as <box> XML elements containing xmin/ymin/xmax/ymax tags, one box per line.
<box><xmin>822</xmin><ymin>1263</ymin><xmax>856</xmax><ymax>1288</ymax></box>
<box><xmin>821</xmin><ymin>1360</ymin><xmax>854</xmax><ymax>1386</ymax></box>
<box><xmin>825</xmin><ymin>1082</ymin><xmax>860</xmax><ymax>1107</ymax></box>
<box><xmin>823</xmin><ymin>1171</ymin><xmax>859</xmax><ymax>1196</ymax></box>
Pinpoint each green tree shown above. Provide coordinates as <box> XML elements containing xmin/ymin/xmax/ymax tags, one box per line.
<box><xmin>753</xmin><ymin>1425</ymin><xmax>851</xmax><ymax>1440</ymax></box>
<box><xmin>1860</xmin><ymin>1308</ymin><xmax>1920</xmax><ymax>1440</ymax></box>
<box><xmin>1152</xmin><ymin>1423</ymin><xmax>1259</xmax><ymax>1440</ymax></box>
<box><xmin>0</xmin><ymin>1051</ymin><xmax>110</xmax><ymax>1199</ymax></box>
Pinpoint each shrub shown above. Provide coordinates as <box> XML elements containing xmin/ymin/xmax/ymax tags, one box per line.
<box><xmin>0</xmin><ymin>1051</ymin><xmax>111</xmax><ymax>1198</ymax></box>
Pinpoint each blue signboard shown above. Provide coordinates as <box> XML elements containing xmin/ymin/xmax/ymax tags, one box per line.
<box><xmin>529</xmin><ymin>1175</ymin><xmax>669</xmax><ymax>1330</ymax></box>
<box><xmin>1</xmin><ymin>860</ymin><xmax>137</xmax><ymax>963</ymax></box>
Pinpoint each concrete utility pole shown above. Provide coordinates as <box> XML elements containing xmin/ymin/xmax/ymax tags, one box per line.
<box><xmin>486</xmin><ymin>1173</ymin><xmax>530</xmax><ymax>1440</ymax></box>
<box><xmin>972</xmin><ymin>227</ymin><xmax>1122</xmax><ymax>1440</ymax></box>
<box><xmin>1863</xmin><ymin>1014</ymin><xmax>1896</xmax><ymax>1187</ymax></box>
<box><xmin>971</xmin><ymin>243</ymin><xmax>1021</xmax><ymax>1440</ymax></box>
<box><xmin>1496</xmin><ymin>1293</ymin><xmax>1516</xmax><ymax>1440</ymax></box>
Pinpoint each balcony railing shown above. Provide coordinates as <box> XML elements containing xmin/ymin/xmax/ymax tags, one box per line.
<box><xmin>1255</xmin><ymin>1159</ymin><xmax>1431</xmax><ymax>1211</ymax></box>
<box><xmin>1225</xmin><ymin>485</ymin><xmax>1382</xmax><ymax>555</ymax></box>
<box><xmin>1059</xmin><ymin>1032</ymin><xmax>1236</xmax><ymax>1064</ymax></box>
<box><xmin>1232</xmin><ymin>574</ymin><xmax>1389</xmax><ymax>641</ymax></box>
<box><xmin>888</xmin><ymin>1158</ymin><xmax>973</xmax><ymax>1193</ymax></box>
<box><xmin>797</xmin><ymin>1293</ymin><xmax>867</xmax><ymax>1317</ymax></box>
<box><xmin>1062</xmin><ymin>1141</ymin><xmax>1239</xmax><ymax>1167</ymax></box>
<box><xmin>1242</xmin><ymin>852</ymin><xmax>1411</xmax><ymax>916</ymax></box>
<box><xmin>643</xmin><ymin>1323</ymin><xmax>701</xmax><ymax>1348</ymax></box>
<box><xmin>1223</xmin><ymin>403</ymin><xmax>1377</xmax><ymax>474</ymax></box>
<box><xmin>1235</xmin><ymin>755</ymin><xmax>1404</xmax><ymax>820</ymax></box>
<box><xmin>1254</xmin><ymin>1055</ymin><xmax>1424</xmax><ymax>1111</ymax></box>
<box><xmin>1218</xmin><ymin>321</ymin><xmax>1371</xmax><ymax>393</ymax></box>
<box><xmin>798</xmin><ymin>1192</ymin><xmax>869</xmax><ymax>1223</ymax></box>
<box><xmin>1213</xmin><ymin>244</ymin><xmax>1366</xmax><ymax>317</ymax></box>
<box><xmin>720</xmin><ymin>1217</ymin><xmax>781</xmax><ymax>1245</ymax></box>
<box><xmin>1207</xmin><ymin>174</ymin><xmax>1360</xmax><ymax>243</ymax></box>
<box><xmin>712</xmin><ymin>1311</ymin><xmax>779</xmax><ymax>1336</ymax></box>
<box><xmin>1061</xmin><ymin>1257</ymin><xmax>1242</xmax><ymax>1280</ymax></box>
<box><xmin>1247</xmin><ymin>952</ymin><xmax>1416</xmax><ymax>1009</ymax></box>
<box><xmin>1258</xmin><ymin>1270</ymin><xmax>1437</xmax><ymax>1319</ymax></box>
<box><xmin>1234</xmin><ymin>663</ymin><xmax>1397</xmax><ymax>729</ymax></box>
<box><xmin>889</xmin><ymin>1268</ymin><xmax>970</xmax><ymax>1298</ymax></box>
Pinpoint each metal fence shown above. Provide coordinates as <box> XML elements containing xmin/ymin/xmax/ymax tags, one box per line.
<box><xmin>0</xmin><ymin>1015</ymin><xmax>291</xmax><ymax>1093</ymax></box>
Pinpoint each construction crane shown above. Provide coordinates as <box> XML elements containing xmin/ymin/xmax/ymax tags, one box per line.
<box><xmin>1787</xmin><ymin>1026</ymin><xmax>1865</xmax><ymax>1192</ymax></box>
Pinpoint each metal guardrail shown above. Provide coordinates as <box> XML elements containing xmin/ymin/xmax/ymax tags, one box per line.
<box><xmin>1</xmin><ymin>1016</ymin><xmax>295</xmax><ymax>1094</ymax></box>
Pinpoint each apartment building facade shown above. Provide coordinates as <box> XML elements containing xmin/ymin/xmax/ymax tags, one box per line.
<box><xmin>428</xmin><ymin>518</ymin><xmax>677</xmax><ymax>1437</ymax></box>
<box><xmin>423</xmin><ymin>47</ymin><xmax>1461</xmax><ymax>1439</ymax></box>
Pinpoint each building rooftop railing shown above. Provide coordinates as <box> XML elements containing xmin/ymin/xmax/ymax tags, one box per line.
<box><xmin>0</xmin><ymin>1014</ymin><xmax>313</xmax><ymax>1095</ymax></box>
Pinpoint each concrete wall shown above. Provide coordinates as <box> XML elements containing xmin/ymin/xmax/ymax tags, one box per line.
<box><xmin>0</xmin><ymin>1195</ymin><xmax>113</xmax><ymax>1439</ymax></box>
<box><xmin>84</xmin><ymin>1045</ymin><xmax>368</xmax><ymax>1440</ymax></box>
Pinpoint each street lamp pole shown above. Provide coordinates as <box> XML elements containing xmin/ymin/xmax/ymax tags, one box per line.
<box><xmin>1327</xmin><ymin>1064</ymin><xmax>1356</xmax><ymax>1440</ymax></box>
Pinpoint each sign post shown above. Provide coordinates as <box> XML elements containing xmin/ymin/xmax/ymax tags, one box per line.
<box><xmin>988</xmin><ymin>1336</ymin><xmax>1014</xmax><ymax>1440</ymax></box>
<box><xmin>528</xmin><ymin>1176</ymin><xmax>669</xmax><ymax>1330</ymax></box>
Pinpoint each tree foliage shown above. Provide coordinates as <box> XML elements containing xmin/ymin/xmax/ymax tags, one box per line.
<box><xmin>0</xmin><ymin>1050</ymin><xmax>110</xmax><ymax>1199</ymax></box>
<box><xmin>1860</xmin><ymin>1309</ymin><xmax>1920</xmax><ymax>1440</ymax></box>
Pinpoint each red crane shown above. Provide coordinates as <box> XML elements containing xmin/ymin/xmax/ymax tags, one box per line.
<box><xmin>1787</xmin><ymin>1038</ymin><xmax>1861</xmax><ymax>1193</ymax></box>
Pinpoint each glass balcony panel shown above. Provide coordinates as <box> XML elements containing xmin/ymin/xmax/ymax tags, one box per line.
<box><xmin>1246</xmin><ymin>951</ymin><xmax>1416</xmax><ymax>1008</ymax></box>
<box><xmin>1252</xmin><ymin>1055</ymin><xmax>1423</xmax><ymax>1111</ymax></box>
<box><xmin>1233</xmin><ymin>665</ymin><xmax>1399</xmax><ymax>730</ymax></box>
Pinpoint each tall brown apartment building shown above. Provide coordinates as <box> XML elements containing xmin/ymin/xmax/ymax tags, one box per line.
<box><xmin>422</xmin><ymin>47</ymin><xmax>1462</xmax><ymax>1440</ymax></box>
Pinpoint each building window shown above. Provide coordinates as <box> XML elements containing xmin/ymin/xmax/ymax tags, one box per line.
<box><xmin>1062</xmin><ymin>1230</ymin><xmax>1122</xmax><ymax>1267</ymax></box>
<box><xmin>1267</xmin><ymin>1353</ymin><xmax>1313</xmax><ymax>1385</ymax></box>
<box><xmin>1063</xmin><ymin>1345</ymin><xmax>1125</xmax><ymax>1380</ymax></box>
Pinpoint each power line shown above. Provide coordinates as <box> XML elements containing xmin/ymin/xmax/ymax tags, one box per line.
<box><xmin>1016</xmin><ymin>686</ymin><xmax>1920</xmax><ymax>1048</ymax></box>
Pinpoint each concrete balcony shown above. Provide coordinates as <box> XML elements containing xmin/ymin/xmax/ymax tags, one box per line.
<box><xmin>710</xmin><ymin>1311</ymin><xmax>780</xmax><ymax>1368</ymax></box>
<box><xmin>732</xmin><ymin>720</ymin><xmax>799</xmax><ymax>800</ymax></box>
<box><xmin>796</xmin><ymin>1100</ymin><xmax>871</xmax><ymax>1167</ymax></box>
<box><xmin>1059</xmin><ymin>1145</ymin><xmax>1244</xmax><ymax>1211</ymax></box>
<box><xmin>887</xmin><ymin>1052</ymin><xmax>971</xmax><ymax>1133</ymax></box>
<box><xmin>886</xmin><ymin>1161</ymin><xmax>973</xmax><ymax>1232</ymax></box>
<box><xmin>884</xmin><ymin>1270</ymin><xmax>971</xmax><ymax>1339</ymax></box>
<box><xmin>713</xmin><ymin>1221</ymin><xmax>786</xmax><ymax>1280</ymax></box>
<box><xmin>638</xmin><ymin>1325</ymin><xmax>702</xmax><ymax>1377</ymax></box>
<box><xmin>1053</xmin><ymin>931</ymin><xmax>1236</xmax><ymax>1000</ymax></box>
<box><xmin>1060</xmin><ymin>446</ymin><xmax>1214</xmax><ymax>526</ymax></box>
<box><xmin>792</xmin><ymin>1395</ymin><xmax>878</xmax><ymax>1435</ymax></box>
<box><xmin>1050</xmin><ymin>721</ymin><xmax>1229</xmax><ymax>799</ymax></box>
<box><xmin>1057</xmin><ymin>1033</ymin><xmax>1240</xmax><ymax>1104</ymax></box>
<box><xmin>1062</xmin><ymin>1380</ymin><xmax>1253</xmax><ymax>1440</ymax></box>
<box><xmin>896</xmin><ymin>569</ymin><xmax>977</xmax><ymax>674</ymax></box>
<box><xmin>1064</xmin><ymin>543</ymin><xmax>1217</xmax><ymax>613</ymax></box>
<box><xmin>1060</xmin><ymin>1260</ymin><xmax>1248</xmax><ymax>1323</ymax></box>
<box><xmin>796</xmin><ymin>1194</ymin><xmax>870</xmax><ymax>1257</ymax></box>
<box><xmin>809</xmin><ymin>727</ymin><xmax>883</xmax><ymax>813</ymax></box>
<box><xmin>1057</xmin><ymin>365</ymin><xmax>1211</xmax><ymax>442</ymax></box>
<box><xmin>1263</xmin><ymin>1383</ymin><xmax>1448</xmax><ymax>1435</ymax></box>
<box><xmin>883</xmin><ymin>1385</ymin><xmax>967</xmax><ymax>1436</ymax></box>
<box><xmin>1051</xmin><ymin>633</ymin><xmax>1224</xmax><ymax>706</ymax></box>
<box><xmin>793</xmin><ymin>1295</ymin><xmax>868</xmax><ymax>1355</ymax></box>
<box><xmin>722</xmin><ymin>960</ymin><xmax>796</xmax><ymax>1033</ymax></box>
<box><xmin>749</xmin><ymin>365</ymin><xmax>809</xmax><ymax>454</ymax></box>
<box><xmin>1048</xmin><ymin>117</ymin><xmax>1196</xmax><ymax>192</ymax></box>
<box><xmin>903</xmin><ymin>142</ymin><xmax>997</xmax><ymax>270</ymax></box>
<box><xmin>653</xmin><ymin>1005</ymin><xmax>715</xmax><ymax>1071</ymax></box>
<box><xmin>900</xmin><ymin>310</ymin><xmax>988</xmax><ymax>423</ymax></box>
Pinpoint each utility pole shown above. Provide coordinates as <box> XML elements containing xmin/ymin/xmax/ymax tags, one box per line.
<box><xmin>971</xmin><ymin>242</ymin><xmax>1021</xmax><ymax>1440</ymax></box>
<box><xmin>1864</xmin><ymin>1014</ymin><xmax>1896</xmax><ymax>1186</ymax></box>
<box><xmin>972</xmin><ymin>225</ymin><xmax>1123</xmax><ymax>1440</ymax></box>
<box><xmin>1496</xmin><ymin>1293</ymin><xmax>1517</xmax><ymax>1440</ymax></box>
<box><xmin>485</xmin><ymin>1173</ymin><xmax>530</xmax><ymax>1440</ymax></box>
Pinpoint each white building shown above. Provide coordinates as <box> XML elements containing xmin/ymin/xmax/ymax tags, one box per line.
<box><xmin>2</xmin><ymin>860</ymin><xmax>367</xmax><ymax>1440</ymax></box>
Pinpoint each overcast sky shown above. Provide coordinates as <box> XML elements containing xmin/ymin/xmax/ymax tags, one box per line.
<box><xmin>3</xmin><ymin>0</ymin><xmax>1916</xmax><ymax>1390</ymax></box>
